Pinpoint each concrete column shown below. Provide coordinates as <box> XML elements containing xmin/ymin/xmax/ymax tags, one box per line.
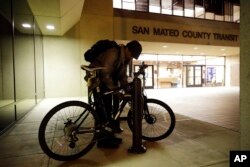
<box><xmin>240</xmin><ymin>1</ymin><xmax>250</xmax><ymax>149</ymax></box>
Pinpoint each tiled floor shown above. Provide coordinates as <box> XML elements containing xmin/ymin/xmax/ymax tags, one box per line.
<box><xmin>0</xmin><ymin>87</ymin><xmax>240</xmax><ymax>167</ymax></box>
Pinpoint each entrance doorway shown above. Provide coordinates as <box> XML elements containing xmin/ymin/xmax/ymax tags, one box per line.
<box><xmin>185</xmin><ymin>65</ymin><xmax>205</xmax><ymax>87</ymax></box>
<box><xmin>133</xmin><ymin>54</ymin><xmax>225</xmax><ymax>88</ymax></box>
<box><xmin>134</xmin><ymin>64</ymin><xmax>154</xmax><ymax>89</ymax></box>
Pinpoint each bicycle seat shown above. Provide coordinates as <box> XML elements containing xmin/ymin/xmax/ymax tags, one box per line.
<box><xmin>81</xmin><ymin>65</ymin><xmax>106</xmax><ymax>72</ymax></box>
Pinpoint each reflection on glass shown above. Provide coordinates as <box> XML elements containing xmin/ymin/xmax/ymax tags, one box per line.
<box><xmin>13</xmin><ymin>0</ymin><xmax>36</xmax><ymax>119</ymax></box>
<box><xmin>0</xmin><ymin>0</ymin><xmax>15</xmax><ymax>132</ymax></box>
<box><xmin>0</xmin><ymin>0</ymin><xmax>44</xmax><ymax>132</ymax></box>
<box><xmin>34</xmin><ymin>19</ymin><xmax>45</xmax><ymax>103</ymax></box>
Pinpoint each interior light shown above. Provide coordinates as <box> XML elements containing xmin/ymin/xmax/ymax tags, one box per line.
<box><xmin>220</xmin><ymin>48</ymin><xmax>225</xmax><ymax>51</ymax></box>
<box><xmin>162</xmin><ymin>45</ymin><xmax>168</xmax><ymax>48</ymax></box>
<box><xmin>46</xmin><ymin>24</ymin><xmax>55</xmax><ymax>30</ymax></box>
<box><xmin>22</xmin><ymin>23</ymin><xmax>31</xmax><ymax>28</ymax></box>
<box><xmin>193</xmin><ymin>47</ymin><xmax>198</xmax><ymax>50</ymax></box>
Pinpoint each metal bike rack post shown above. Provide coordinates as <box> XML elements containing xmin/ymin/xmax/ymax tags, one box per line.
<box><xmin>128</xmin><ymin>77</ymin><xmax>147</xmax><ymax>153</ymax></box>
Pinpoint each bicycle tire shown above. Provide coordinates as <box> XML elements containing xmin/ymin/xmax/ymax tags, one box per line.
<box><xmin>127</xmin><ymin>98</ymin><xmax>175</xmax><ymax>141</ymax></box>
<box><xmin>38</xmin><ymin>101</ymin><xmax>99</xmax><ymax>161</ymax></box>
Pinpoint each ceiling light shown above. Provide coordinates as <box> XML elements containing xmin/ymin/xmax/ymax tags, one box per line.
<box><xmin>22</xmin><ymin>23</ymin><xmax>31</xmax><ymax>28</ymax></box>
<box><xmin>193</xmin><ymin>47</ymin><xmax>198</xmax><ymax>50</ymax></box>
<box><xmin>46</xmin><ymin>24</ymin><xmax>55</xmax><ymax>30</ymax></box>
<box><xmin>220</xmin><ymin>48</ymin><xmax>225</xmax><ymax>51</ymax></box>
<box><xmin>162</xmin><ymin>45</ymin><xmax>168</xmax><ymax>48</ymax></box>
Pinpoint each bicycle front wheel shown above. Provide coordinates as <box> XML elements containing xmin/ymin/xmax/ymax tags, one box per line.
<box><xmin>127</xmin><ymin>98</ymin><xmax>175</xmax><ymax>141</ymax></box>
<box><xmin>38</xmin><ymin>101</ymin><xmax>99</xmax><ymax>161</ymax></box>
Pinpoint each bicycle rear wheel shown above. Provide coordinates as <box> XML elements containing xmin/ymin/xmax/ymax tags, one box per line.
<box><xmin>127</xmin><ymin>98</ymin><xmax>175</xmax><ymax>141</ymax></box>
<box><xmin>38</xmin><ymin>101</ymin><xmax>99</xmax><ymax>161</ymax></box>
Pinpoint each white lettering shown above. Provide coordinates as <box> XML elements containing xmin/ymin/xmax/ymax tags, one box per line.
<box><xmin>234</xmin><ymin>155</ymin><xmax>247</xmax><ymax>162</ymax></box>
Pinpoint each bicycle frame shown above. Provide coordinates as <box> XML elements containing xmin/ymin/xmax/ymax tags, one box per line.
<box><xmin>80</xmin><ymin>61</ymin><xmax>152</xmax><ymax>130</ymax></box>
<box><xmin>38</xmin><ymin>61</ymin><xmax>175</xmax><ymax>161</ymax></box>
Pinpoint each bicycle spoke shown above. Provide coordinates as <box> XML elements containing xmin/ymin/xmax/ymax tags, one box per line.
<box><xmin>39</xmin><ymin>101</ymin><xmax>98</xmax><ymax>161</ymax></box>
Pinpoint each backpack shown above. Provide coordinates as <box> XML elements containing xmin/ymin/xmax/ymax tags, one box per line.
<box><xmin>84</xmin><ymin>40</ymin><xmax>119</xmax><ymax>62</ymax></box>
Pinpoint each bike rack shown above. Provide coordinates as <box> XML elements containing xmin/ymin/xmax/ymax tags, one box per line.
<box><xmin>128</xmin><ymin>77</ymin><xmax>147</xmax><ymax>153</ymax></box>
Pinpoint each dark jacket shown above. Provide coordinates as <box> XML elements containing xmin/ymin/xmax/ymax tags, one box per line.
<box><xmin>89</xmin><ymin>45</ymin><xmax>129</xmax><ymax>90</ymax></box>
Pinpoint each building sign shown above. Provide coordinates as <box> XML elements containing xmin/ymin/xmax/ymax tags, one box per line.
<box><xmin>132</xmin><ymin>25</ymin><xmax>238</xmax><ymax>42</ymax></box>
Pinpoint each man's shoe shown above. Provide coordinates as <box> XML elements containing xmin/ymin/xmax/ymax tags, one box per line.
<box><xmin>97</xmin><ymin>131</ymin><xmax>122</xmax><ymax>145</ymax></box>
<box><xmin>107</xmin><ymin>122</ymin><xmax>124</xmax><ymax>133</ymax></box>
<box><xmin>111</xmin><ymin>136</ymin><xmax>122</xmax><ymax>144</ymax></box>
<box><xmin>112</xmin><ymin>127</ymin><xmax>124</xmax><ymax>134</ymax></box>
<box><xmin>97</xmin><ymin>139</ymin><xmax>119</xmax><ymax>149</ymax></box>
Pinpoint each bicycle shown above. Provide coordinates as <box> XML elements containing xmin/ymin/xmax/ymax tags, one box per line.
<box><xmin>38</xmin><ymin>62</ymin><xmax>176</xmax><ymax>161</ymax></box>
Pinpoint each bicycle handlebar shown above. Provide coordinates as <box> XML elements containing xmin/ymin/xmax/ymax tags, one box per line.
<box><xmin>134</xmin><ymin>61</ymin><xmax>148</xmax><ymax>78</ymax></box>
<box><xmin>85</xmin><ymin>61</ymin><xmax>148</xmax><ymax>96</ymax></box>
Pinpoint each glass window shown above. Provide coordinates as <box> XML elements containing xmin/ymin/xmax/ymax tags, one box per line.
<box><xmin>0</xmin><ymin>0</ymin><xmax>15</xmax><ymax>132</ymax></box>
<box><xmin>195</xmin><ymin>0</ymin><xmax>205</xmax><ymax>18</ymax></box>
<box><xmin>162</xmin><ymin>0</ymin><xmax>172</xmax><ymax>14</ymax></box>
<box><xmin>136</xmin><ymin>0</ymin><xmax>149</xmax><ymax>12</ymax></box>
<box><xmin>214</xmin><ymin>0</ymin><xmax>224</xmax><ymax>21</ymax></box>
<box><xmin>206</xmin><ymin>66</ymin><xmax>224</xmax><ymax>86</ymax></box>
<box><xmin>0</xmin><ymin>0</ymin><xmax>44</xmax><ymax>133</ymax></box>
<box><xmin>205</xmin><ymin>56</ymin><xmax>225</xmax><ymax>86</ymax></box>
<box><xmin>233</xmin><ymin>5</ymin><xmax>240</xmax><ymax>22</ymax></box>
<box><xmin>205</xmin><ymin>12</ymin><xmax>214</xmax><ymax>20</ymax></box>
<box><xmin>13</xmin><ymin>0</ymin><xmax>36</xmax><ymax>119</ymax></box>
<box><xmin>149</xmin><ymin>0</ymin><xmax>160</xmax><ymax>13</ymax></box>
<box><xmin>224</xmin><ymin>1</ymin><xmax>231</xmax><ymax>22</ymax></box>
<box><xmin>123</xmin><ymin>0</ymin><xmax>135</xmax><ymax>10</ymax></box>
<box><xmin>113</xmin><ymin>0</ymin><xmax>122</xmax><ymax>8</ymax></box>
<box><xmin>184</xmin><ymin>0</ymin><xmax>194</xmax><ymax>17</ymax></box>
<box><xmin>113</xmin><ymin>0</ymin><xmax>240</xmax><ymax>23</ymax></box>
<box><xmin>195</xmin><ymin>6</ymin><xmax>205</xmax><ymax>18</ymax></box>
<box><xmin>173</xmin><ymin>0</ymin><xmax>184</xmax><ymax>16</ymax></box>
<box><xmin>34</xmin><ymin>19</ymin><xmax>45</xmax><ymax>102</ymax></box>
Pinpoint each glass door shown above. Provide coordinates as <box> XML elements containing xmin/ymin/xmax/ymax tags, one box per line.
<box><xmin>186</xmin><ymin>65</ymin><xmax>203</xmax><ymax>87</ymax></box>
<box><xmin>134</xmin><ymin>64</ymin><xmax>154</xmax><ymax>89</ymax></box>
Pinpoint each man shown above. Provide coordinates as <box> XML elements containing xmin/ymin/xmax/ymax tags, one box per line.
<box><xmin>87</xmin><ymin>40</ymin><xmax>142</xmax><ymax>148</ymax></box>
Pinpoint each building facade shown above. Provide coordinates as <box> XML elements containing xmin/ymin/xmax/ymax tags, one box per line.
<box><xmin>1</xmin><ymin>0</ymin><xmax>246</xmax><ymax>147</ymax></box>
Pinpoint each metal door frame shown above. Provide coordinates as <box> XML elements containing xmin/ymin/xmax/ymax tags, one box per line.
<box><xmin>185</xmin><ymin>65</ymin><xmax>203</xmax><ymax>87</ymax></box>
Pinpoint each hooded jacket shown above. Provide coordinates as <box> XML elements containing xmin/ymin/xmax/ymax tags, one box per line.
<box><xmin>89</xmin><ymin>44</ymin><xmax>129</xmax><ymax>90</ymax></box>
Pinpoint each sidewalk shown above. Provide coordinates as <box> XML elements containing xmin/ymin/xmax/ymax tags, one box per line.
<box><xmin>0</xmin><ymin>87</ymin><xmax>240</xmax><ymax>167</ymax></box>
